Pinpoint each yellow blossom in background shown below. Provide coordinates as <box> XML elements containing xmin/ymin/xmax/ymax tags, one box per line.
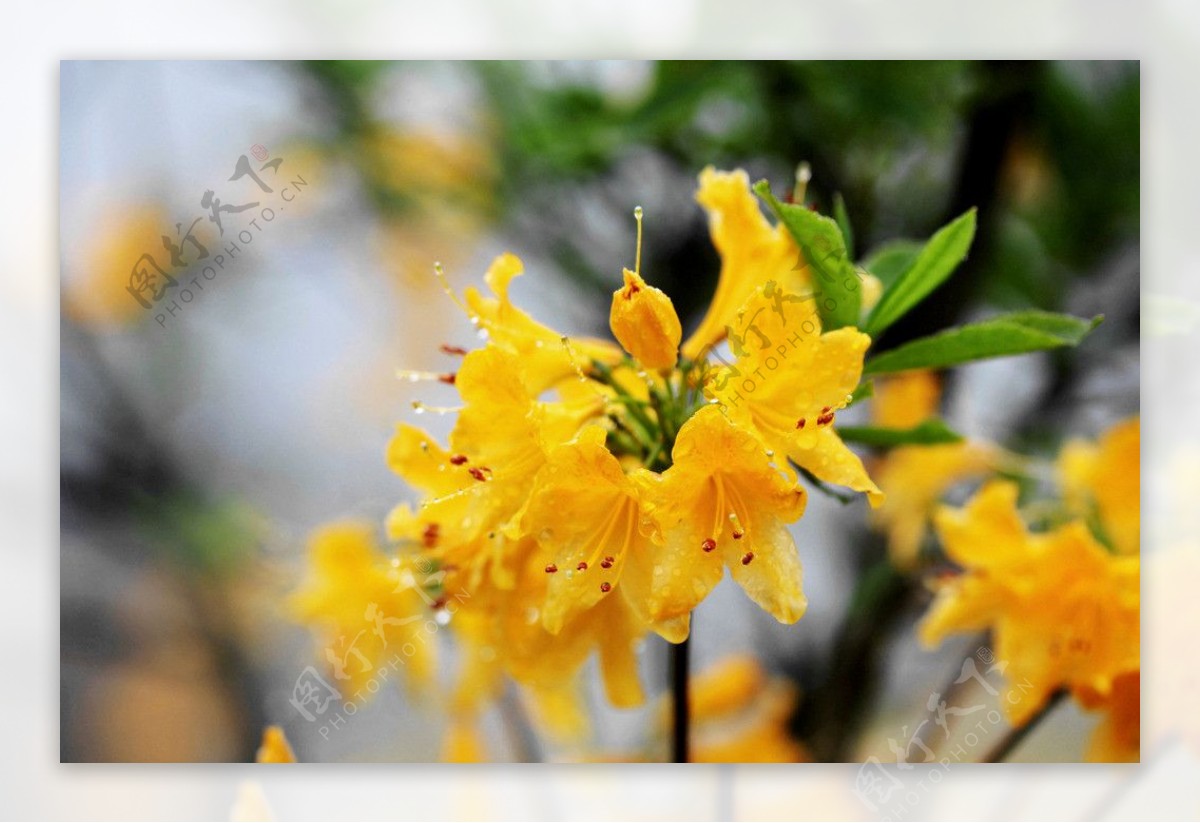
<box><xmin>1076</xmin><ymin>671</ymin><xmax>1139</xmax><ymax>763</ymax></box>
<box><xmin>65</xmin><ymin>205</ymin><xmax>178</xmax><ymax>328</ymax></box>
<box><xmin>290</xmin><ymin>521</ymin><xmax>436</xmax><ymax>695</ymax></box>
<box><xmin>869</xmin><ymin>370</ymin><xmax>996</xmax><ymax>569</ymax></box>
<box><xmin>920</xmin><ymin>481</ymin><xmax>1139</xmax><ymax>725</ymax></box>
<box><xmin>654</xmin><ymin>655</ymin><xmax>808</xmax><ymax>763</ymax></box>
<box><xmin>441</xmin><ymin>716</ymin><xmax>487</xmax><ymax>763</ymax></box>
<box><xmin>1059</xmin><ymin>416</ymin><xmax>1140</xmax><ymax>555</ymax></box>
<box><xmin>254</xmin><ymin>725</ymin><xmax>296</xmax><ymax>763</ymax></box>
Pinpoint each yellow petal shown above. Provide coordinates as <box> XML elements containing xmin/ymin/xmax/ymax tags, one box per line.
<box><xmin>255</xmin><ymin>725</ymin><xmax>296</xmax><ymax>763</ymax></box>
<box><xmin>1058</xmin><ymin>417</ymin><xmax>1140</xmax><ymax>555</ymax></box>
<box><xmin>704</xmin><ymin>286</ymin><xmax>881</xmax><ymax>505</ymax></box>
<box><xmin>683</xmin><ymin>168</ymin><xmax>810</xmax><ymax>360</ymax></box>
<box><xmin>656</xmin><ymin>406</ymin><xmax>808</xmax><ymax>624</ymax></box>
<box><xmin>610</xmin><ymin>268</ymin><xmax>682</xmax><ymax>370</ymax></box>
<box><xmin>871</xmin><ymin>370</ymin><xmax>942</xmax><ymax>429</ymax></box>
<box><xmin>464</xmin><ymin>253</ymin><xmax>620</xmax><ymax>392</ymax></box>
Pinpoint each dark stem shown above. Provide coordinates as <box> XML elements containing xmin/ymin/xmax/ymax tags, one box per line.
<box><xmin>983</xmin><ymin>689</ymin><xmax>1067</xmax><ymax>763</ymax></box>
<box><xmin>671</xmin><ymin>628</ymin><xmax>691</xmax><ymax>763</ymax></box>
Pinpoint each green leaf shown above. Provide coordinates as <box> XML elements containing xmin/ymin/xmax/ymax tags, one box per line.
<box><xmin>864</xmin><ymin>209</ymin><xmax>977</xmax><ymax>338</ymax></box>
<box><xmin>754</xmin><ymin>180</ymin><xmax>862</xmax><ymax>330</ymax></box>
<box><xmin>838</xmin><ymin>418</ymin><xmax>965</xmax><ymax>448</ymax></box>
<box><xmin>863</xmin><ymin>311</ymin><xmax>1103</xmax><ymax>376</ymax></box>
<box><xmin>833</xmin><ymin>192</ymin><xmax>855</xmax><ymax>260</ymax></box>
<box><xmin>861</xmin><ymin>240</ymin><xmax>922</xmax><ymax>289</ymax></box>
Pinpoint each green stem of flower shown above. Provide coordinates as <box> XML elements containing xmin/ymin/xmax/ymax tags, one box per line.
<box><xmin>982</xmin><ymin>689</ymin><xmax>1067</xmax><ymax>763</ymax></box>
<box><xmin>671</xmin><ymin>625</ymin><xmax>691</xmax><ymax>763</ymax></box>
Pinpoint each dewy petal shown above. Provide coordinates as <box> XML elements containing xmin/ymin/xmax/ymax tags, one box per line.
<box><xmin>464</xmin><ymin>253</ymin><xmax>620</xmax><ymax>393</ymax></box>
<box><xmin>656</xmin><ymin>406</ymin><xmax>808</xmax><ymax>624</ymax></box>
<box><xmin>523</xmin><ymin>426</ymin><xmax>646</xmax><ymax>634</ymax></box>
<box><xmin>683</xmin><ymin>168</ymin><xmax>810</xmax><ymax>360</ymax></box>
<box><xmin>704</xmin><ymin>286</ymin><xmax>882</xmax><ymax>505</ymax></box>
<box><xmin>386</xmin><ymin>423</ymin><xmax>459</xmax><ymax>496</ymax></box>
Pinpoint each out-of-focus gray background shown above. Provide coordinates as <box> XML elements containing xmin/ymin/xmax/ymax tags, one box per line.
<box><xmin>0</xmin><ymin>1</ymin><xmax>1189</xmax><ymax>818</ymax></box>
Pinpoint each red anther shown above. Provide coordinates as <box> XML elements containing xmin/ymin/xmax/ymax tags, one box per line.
<box><xmin>468</xmin><ymin>466</ymin><xmax>492</xmax><ymax>482</ymax></box>
<box><xmin>545</xmin><ymin>563</ymin><xmax>558</xmax><ymax>574</ymax></box>
<box><xmin>600</xmin><ymin>581</ymin><xmax>612</xmax><ymax>593</ymax></box>
<box><xmin>795</xmin><ymin>418</ymin><xmax>806</xmax><ymax>429</ymax></box>
<box><xmin>440</xmin><ymin>344</ymin><xmax>468</xmax><ymax>356</ymax></box>
<box><xmin>422</xmin><ymin>523</ymin><xmax>440</xmax><ymax>548</ymax></box>
<box><xmin>450</xmin><ymin>454</ymin><xmax>469</xmax><ymax>465</ymax></box>
<box><xmin>741</xmin><ymin>552</ymin><xmax>755</xmax><ymax>565</ymax></box>
<box><xmin>732</xmin><ymin>530</ymin><xmax>744</xmax><ymax>540</ymax></box>
<box><xmin>600</xmin><ymin>556</ymin><xmax>614</xmax><ymax>569</ymax></box>
<box><xmin>816</xmin><ymin>413</ymin><xmax>835</xmax><ymax>426</ymax></box>
<box><xmin>576</xmin><ymin>561</ymin><xmax>588</xmax><ymax>571</ymax></box>
<box><xmin>438</xmin><ymin>373</ymin><xmax>457</xmax><ymax>385</ymax></box>
<box><xmin>701</xmin><ymin>538</ymin><xmax>717</xmax><ymax>553</ymax></box>
<box><xmin>431</xmin><ymin>596</ymin><xmax>448</xmax><ymax>610</ymax></box>
<box><xmin>821</xmin><ymin>406</ymin><xmax>831</xmax><ymax>414</ymax></box>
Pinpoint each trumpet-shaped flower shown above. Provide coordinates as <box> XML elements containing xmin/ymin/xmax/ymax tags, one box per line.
<box><xmin>1059</xmin><ymin>417</ymin><xmax>1140</xmax><ymax>555</ymax></box>
<box><xmin>290</xmin><ymin>521</ymin><xmax>436</xmax><ymax>695</ymax></box>
<box><xmin>869</xmin><ymin>370</ymin><xmax>996</xmax><ymax>568</ymax></box>
<box><xmin>920</xmin><ymin>481</ymin><xmax>1139</xmax><ymax>723</ymax></box>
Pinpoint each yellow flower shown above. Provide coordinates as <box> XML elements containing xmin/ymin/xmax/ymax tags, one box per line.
<box><xmin>255</xmin><ymin>725</ymin><xmax>296</xmax><ymax>763</ymax></box>
<box><xmin>705</xmin><ymin>286</ymin><xmax>882</xmax><ymax>504</ymax></box>
<box><xmin>610</xmin><ymin>268</ymin><xmax>682</xmax><ymax>370</ymax></box>
<box><xmin>1076</xmin><ymin>671</ymin><xmax>1139</xmax><ymax>762</ymax></box>
<box><xmin>652</xmin><ymin>406</ymin><xmax>808</xmax><ymax>625</ymax></box>
<box><xmin>655</xmin><ymin>655</ymin><xmax>807</xmax><ymax>763</ymax></box>
<box><xmin>379</xmin><ymin>169</ymin><xmax>882</xmax><ymax>727</ymax></box>
<box><xmin>523</xmin><ymin>425</ymin><xmax>684</xmax><ymax>641</ymax></box>
<box><xmin>920</xmin><ymin>481</ymin><xmax>1139</xmax><ymax>723</ymax></box>
<box><xmin>1059</xmin><ymin>416</ymin><xmax>1140</xmax><ymax>555</ymax></box>
<box><xmin>290</xmin><ymin>521</ymin><xmax>436</xmax><ymax>695</ymax></box>
<box><xmin>683</xmin><ymin>167</ymin><xmax>812</xmax><ymax>360</ymax></box>
<box><xmin>441</xmin><ymin>716</ymin><xmax>487</xmax><ymax>763</ymax></box>
<box><xmin>869</xmin><ymin>371</ymin><xmax>996</xmax><ymax>568</ymax></box>
<box><xmin>462</xmin><ymin>253</ymin><xmax>621</xmax><ymax>393</ymax></box>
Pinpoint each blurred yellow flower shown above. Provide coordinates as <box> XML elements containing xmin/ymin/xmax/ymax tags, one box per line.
<box><xmin>65</xmin><ymin>206</ymin><xmax>172</xmax><ymax>328</ymax></box>
<box><xmin>656</xmin><ymin>655</ymin><xmax>808</xmax><ymax>763</ymax></box>
<box><xmin>1059</xmin><ymin>416</ymin><xmax>1140</xmax><ymax>555</ymax></box>
<box><xmin>869</xmin><ymin>371</ymin><xmax>995</xmax><ymax>569</ymax></box>
<box><xmin>254</xmin><ymin>725</ymin><xmax>297</xmax><ymax>763</ymax></box>
<box><xmin>1076</xmin><ymin>671</ymin><xmax>1139</xmax><ymax>763</ymax></box>
<box><xmin>920</xmin><ymin>481</ymin><xmax>1139</xmax><ymax>724</ymax></box>
<box><xmin>290</xmin><ymin>521</ymin><xmax>436</xmax><ymax>696</ymax></box>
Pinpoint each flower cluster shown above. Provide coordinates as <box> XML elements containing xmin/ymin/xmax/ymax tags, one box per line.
<box><xmin>919</xmin><ymin>417</ymin><xmax>1140</xmax><ymax>760</ymax></box>
<box><xmin>377</xmin><ymin>168</ymin><xmax>881</xmax><ymax>722</ymax></box>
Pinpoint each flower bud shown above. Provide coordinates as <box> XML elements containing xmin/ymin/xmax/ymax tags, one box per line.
<box><xmin>609</xmin><ymin>268</ymin><xmax>681</xmax><ymax>370</ymax></box>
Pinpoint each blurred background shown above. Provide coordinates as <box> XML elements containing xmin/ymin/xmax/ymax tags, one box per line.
<box><xmin>59</xmin><ymin>60</ymin><xmax>1139</xmax><ymax>766</ymax></box>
